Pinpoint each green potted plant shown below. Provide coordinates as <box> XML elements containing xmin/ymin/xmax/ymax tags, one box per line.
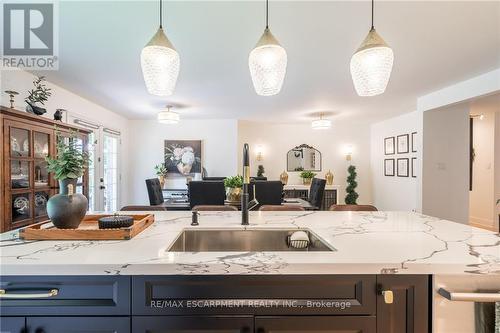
<box><xmin>224</xmin><ymin>175</ymin><xmax>243</xmax><ymax>202</ymax></box>
<box><xmin>299</xmin><ymin>170</ymin><xmax>316</xmax><ymax>185</ymax></box>
<box><xmin>154</xmin><ymin>163</ymin><xmax>168</xmax><ymax>188</ymax></box>
<box><xmin>25</xmin><ymin>76</ymin><xmax>52</xmax><ymax>115</ymax></box>
<box><xmin>45</xmin><ymin>131</ymin><xmax>90</xmax><ymax>229</ymax></box>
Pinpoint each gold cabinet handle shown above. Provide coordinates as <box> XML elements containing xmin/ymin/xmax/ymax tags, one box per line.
<box><xmin>381</xmin><ymin>290</ymin><xmax>393</xmax><ymax>304</ymax></box>
<box><xmin>0</xmin><ymin>288</ymin><xmax>58</xmax><ymax>299</ymax></box>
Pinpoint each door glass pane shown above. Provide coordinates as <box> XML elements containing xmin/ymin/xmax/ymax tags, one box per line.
<box><xmin>12</xmin><ymin>193</ymin><xmax>31</xmax><ymax>222</ymax></box>
<box><xmin>10</xmin><ymin>127</ymin><xmax>30</xmax><ymax>157</ymax></box>
<box><xmin>11</xmin><ymin>160</ymin><xmax>30</xmax><ymax>188</ymax></box>
<box><xmin>34</xmin><ymin>191</ymin><xmax>49</xmax><ymax>217</ymax></box>
<box><xmin>34</xmin><ymin>160</ymin><xmax>49</xmax><ymax>187</ymax></box>
<box><xmin>103</xmin><ymin>135</ymin><xmax>118</xmax><ymax>212</ymax></box>
<box><xmin>87</xmin><ymin>132</ymin><xmax>96</xmax><ymax>211</ymax></box>
<box><xmin>34</xmin><ymin>132</ymin><xmax>49</xmax><ymax>158</ymax></box>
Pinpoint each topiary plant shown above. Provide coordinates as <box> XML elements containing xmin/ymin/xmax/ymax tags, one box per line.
<box><xmin>345</xmin><ymin>165</ymin><xmax>359</xmax><ymax>204</ymax></box>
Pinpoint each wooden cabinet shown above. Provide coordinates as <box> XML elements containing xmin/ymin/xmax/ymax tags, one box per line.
<box><xmin>0</xmin><ymin>106</ymin><xmax>90</xmax><ymax>232</ymax></box>
<box><xmin>376</xmin><ymin>275</ymin><xmax>430</xmax><ymax>333</ymax></box>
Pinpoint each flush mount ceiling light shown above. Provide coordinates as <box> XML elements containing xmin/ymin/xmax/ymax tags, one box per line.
<box><xmin>249</xmin><ymin>0</ymin><xmax>287</xmax><ymax>96</ymax></box>
<box><xmin>350</xmin><ymin>0</ymin><xmax>394</xmax><ymax>97</ymax></box>
<box><xmin>157</xmin><ymin>105</ymin><xmax>179</xmax><ymax>124</ymax></box>
<box><xmin>311</xmin><ymin>114</ymin><xmax>331</xmax><ymax>130</ymax></box>
<box><xmin>141</xmin><ymin>0</ymin><xmax>180</xmax><ymax>96</ymax></box>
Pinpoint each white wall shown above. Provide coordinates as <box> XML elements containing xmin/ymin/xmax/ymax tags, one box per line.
<box><xmin>495</xmin><ymin>112</ymin><xmax>500</xmax><ymax>231</ymax></box>
<box><xmin>370</xmin><ymin>111</ymin><xmax>420</xmax><ymax>211</ymax></box>
<box><xmin>127</xmin><ymin>119</ymin><xmax>238</xmax><ymax>205</ymax></box>
<box><xmin>469</xmin><ymin>109</ymin><xmax>496</xmax><ymax>228</ymax></box>
<box><xmin>237</xmin><ymin>119</ymin><xmax>373</xmax><ymax>205</ymax></box>
<box><xmin>422</xmin><ymin>104</ymin><xmax>470</xmax><ymax>224</ymax></box>
<box><xmin>0</xmin><ymin>70</ymin><xmax>130</xmax><ymax>206</ymax></box>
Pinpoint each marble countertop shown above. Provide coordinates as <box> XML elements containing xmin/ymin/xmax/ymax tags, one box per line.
<box><xmin>1</xmin><ymin>211</ymin><xmax>499</xmax><ymax>276</ymax></box>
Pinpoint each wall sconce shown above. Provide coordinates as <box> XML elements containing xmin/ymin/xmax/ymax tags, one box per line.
<box><xmin>256</xmin><ymin>145</ymin><xmax>264</xmax><ymax>161</ymax></box>
<box><xmin>344</xmin><ymin>145</ymin><xmax>353</xmax><ymax>161</ymax></box>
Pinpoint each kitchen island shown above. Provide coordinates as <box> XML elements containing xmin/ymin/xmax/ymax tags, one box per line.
<box><xmin>1</xmin><ymin>211</ymin><xmax>499</xmax><ymax>333</ymax></box>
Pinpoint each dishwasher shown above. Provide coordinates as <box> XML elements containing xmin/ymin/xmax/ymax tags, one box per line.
<box><xmin>434</xmin><ymin>275</ymin><xmax>500</xmax><ymax>332</ymax></box>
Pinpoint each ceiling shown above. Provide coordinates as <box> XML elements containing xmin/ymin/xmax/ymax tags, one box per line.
<box><xmin>37</xmin><ymin>1</ymin><xmax>500</xmax><ymax>123</ymax></box>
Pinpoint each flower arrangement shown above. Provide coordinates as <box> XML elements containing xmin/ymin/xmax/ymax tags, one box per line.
<box><xmin>165</xmin><ymin>144</ymin><xmax>201</xmax><ymax>175</ymax></box>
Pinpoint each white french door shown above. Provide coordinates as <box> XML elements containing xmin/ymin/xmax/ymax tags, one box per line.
<box><xmin>70</xmin><ymin>117</ymin><xmax>121</xmax><ymax>212</ymax></box>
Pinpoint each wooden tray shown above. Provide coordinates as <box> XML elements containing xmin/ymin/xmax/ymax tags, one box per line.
<box><xmin>19</xmin><ymin>214</ymin><xmax>155</xmax><ymax>240</ymax></box>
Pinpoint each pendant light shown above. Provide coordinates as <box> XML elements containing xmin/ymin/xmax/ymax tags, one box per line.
<box><xmin>249</xmin><ymin>0</ymin><xmax>287</xmax><ymax>96</ymax></box>
<box><xmin>141</xmin><ymin>0</ymin><xmax>180</xmax><ymax>96</ymax></box>
<box><xmin>311</xmin><ymin>113</ymin><xmax>331</xmax><ymax>130</ymax></box>
<box><xmin>157</xmin><ymin>105</ymin><xmax>179</xmax><ymax>124</ymax></box>
<box><xmin>350</xmin><ymin>0</ymin><xmax>394</xmax><ymax>97</ymax></box>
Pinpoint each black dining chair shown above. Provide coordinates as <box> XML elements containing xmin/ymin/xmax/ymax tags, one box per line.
<box><xmin>248</xmin><ymin>181</ymin><xmax>283</xmax><ymax>208</ymax></box>
<box><xmin>188</xmin><ymin>181</ymin><xmax>226</xmax><ymax>209</ymax></box>
<box><xmin>145</xmin><ymin>178</ymin><xmax>165</xmax><ymax>206</ymax></box>
<box><xmin>308</xmin><ymin>178</ymin><xmax>326</xmax><ymax>210</ymax></box>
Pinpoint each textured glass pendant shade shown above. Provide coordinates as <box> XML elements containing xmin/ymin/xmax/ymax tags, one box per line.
<box><xmin>350</xmin><ymin>28</ymin><xmax>394</xmax><ymax>97</ymax></box>
<box><xmin>141</xmin><ymin>28</ymin><xmax>180</xmax><ymax>96</ymax></box>
<box><xmin>157</xmin><ymin>106</ymin><xmax>179</xmax><ymax>124</ymax></box>
<box><xmin>249</xmin><ymin>28</ymin><xmax>287</xmax><ymax>96</ymax></box>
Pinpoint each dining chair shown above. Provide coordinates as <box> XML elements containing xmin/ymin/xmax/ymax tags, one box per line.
<box><xmin>192</xmin><ymin>205</ymin><xmax>238</xmax><ymax>211</ymax></box>
<box><xmin>145</xmin><ymin>178</ymin><xmax>165</xmax><ymax>206</ymax></box>
<box><xmin>120</xmin><ymin>205</ymin><xmax>167</xmax><ymax>211</ymax></box>
<box><xmin>259</xmin><ymin>205</ymin><xmax>305</xmax><ymax>211</ymax></box>
<box><xmin>308</xmin><ymin>178</ymin><xmax>326</xmax><ymax>210</ymax></box>
<box><xmin>248</xmin><ymin>181</ymin><xmax>283</xmax><ymax>208</ymax></box>
<box><xmin>188</xmin><ymin>181</ymin><xmax>226</xmax><ymax>208</ymax></box>
<box><xmin>329</xmin><ymin>204</ymin><xmax>378</xmax><ymax>211</ymax></box>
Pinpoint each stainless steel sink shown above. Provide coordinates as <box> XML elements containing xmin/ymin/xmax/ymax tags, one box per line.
<box><xmin>167</xmin><ymin>229</ymin><xmax>335</xmax><ymax>252</ymax></box>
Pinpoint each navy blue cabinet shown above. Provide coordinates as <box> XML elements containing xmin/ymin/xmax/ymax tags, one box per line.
<box><xmin>132</xmin><ymin>316</ymin><xmax>253</xmax><ymax>333</ymax></box>
<box><xmin>0</xmin><ymin>275</ymin><xmax>430</xmax><ymax>333</ymax></box>
<box><xmin>26</xmin><ymin>317</ymin><xmax>129</xmax><ymax>333</ymax></box>
<box><xmin>0</xmin><ymin>317</ymin><xmax>25</xmax><ymax>333</ymax></box>
<box><xmin>255</xmin><ymin>316</ymin><xmax>376</xmax><ymax>333</ymax></box>
<box><xmin>0</xmin><ymin>276</ymin><xmax>130</xmax><ymax>316</ymax></box>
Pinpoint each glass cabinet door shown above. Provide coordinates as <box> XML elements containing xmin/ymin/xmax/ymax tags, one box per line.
<box><xmin>12</xmin><ymin>192</ymin><xmax>32</xmax><ymax>223</ymax></box>
<box><xmin>34</xmin><ymin>131</ymin><xmax>49</xmax><ymax>158</ymax></box>
<box><xmin>34</xmin><ymin>191</ymin><xmax>49</xmax><ymax>217</ymax></box>
<box><xmin>10</xmin><ymin>127</ymin><xmax>30</xmax><ymax>157</ymax></box>
<box><xmin>10</xmin><ymin>160</ymin><xmax>30</xmax><ymax>189</ymax></box>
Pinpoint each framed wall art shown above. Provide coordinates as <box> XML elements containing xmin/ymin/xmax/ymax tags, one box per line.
<box><xmin>384</xmin><ymin>159</ymin><xmax>395</xmax><ymax>176</ymax></box>
<box><xmin>397</xmin><ymin>134</ymin><xmax>409</xmax><ymax>154</ymax></box>
<box><xmin>411</xmin><ymin>132</ymin><xmax>417</xmax><ymax>153</ymax></box>
<box><xmin>411</xmin><ymin>157</ymin><xmax>417</xmax><ymax>178</ymax></box>
<box><xmin>397</xmin><ymin>158</ymin><xmax>409</xmax><ymax>177</ymax></box>
<box><xmin>384</xmin><ymin>137</ymin><xmax>395</xmax><ymax>155</ymax></box>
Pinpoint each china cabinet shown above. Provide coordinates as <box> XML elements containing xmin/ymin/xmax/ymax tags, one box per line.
<box><xmin>1</xmin><ymin>106</ymin><xmax>90</xmax><ymax>232</ymax></box>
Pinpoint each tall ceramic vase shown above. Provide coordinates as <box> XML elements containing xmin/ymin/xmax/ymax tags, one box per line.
<box><xmin>47</xmin><ymin>179</ymin><xmax>88</xmax><ymax>229</ymax></box>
